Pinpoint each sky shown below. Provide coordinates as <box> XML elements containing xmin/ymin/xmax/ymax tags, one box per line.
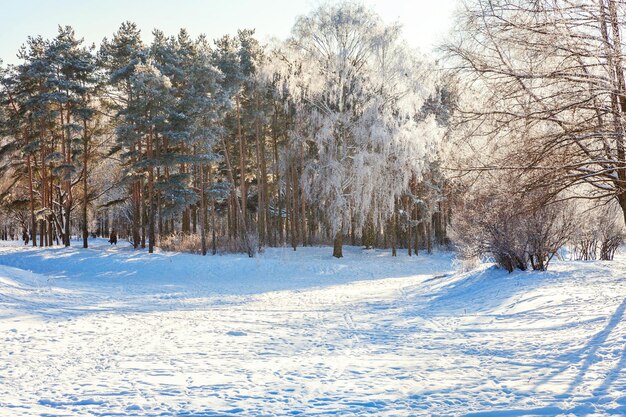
<box><xmin>0</xmin><ymin>0</ymin><xmax>458</xmax><ymax>65</ymax></box>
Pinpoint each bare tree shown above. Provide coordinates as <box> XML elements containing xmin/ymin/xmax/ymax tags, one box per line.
<box><xmin>446</xmin><ymin>0</ymin><xmax>626</xmax><ymax>224</ymax></box>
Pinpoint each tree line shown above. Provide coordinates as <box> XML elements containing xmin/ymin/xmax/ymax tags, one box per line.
<box><xmin>6</xmin><ymin>0</ymin><xmax>620</xmax><ymax>271</ymax></box>
<box><xmin>0</xmin><ymin>3</ymin><xmax>451</xmax><ymax>258</ymax></box>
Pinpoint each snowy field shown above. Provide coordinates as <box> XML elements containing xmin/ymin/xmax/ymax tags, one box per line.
<box><xmin>0</xmin><ymin>239</ymin><xmax>625</xmax><ymax>416</ymax></box>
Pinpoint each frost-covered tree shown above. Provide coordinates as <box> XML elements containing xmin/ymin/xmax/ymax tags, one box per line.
<box><xmin>276</xmin><ymin>3</ymin><xmax>442</xmax><ymax>257</ymax></box>
<box><xmin>152</xmin><ymin>31</ymin><xmax>224</xmax><ymax>255</ymax></box>
<box><xmin>128</xmin><ymin>61</ymin><xmax>173</xmax><ymax>253</ymax></box>
<box><xmin>48</xmin><ymin>27</ymin><xmax>100</xmax><ymax>249</ymax></box>
<box><xmin>151</xmin><ymin>30</ymin><xmax>199</xmax><ymax>233</ymax></box>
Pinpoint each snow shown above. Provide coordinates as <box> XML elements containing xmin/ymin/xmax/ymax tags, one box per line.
<box><xmin>1</xmin><ymin>239</ymin><xmax>626</xmax><ymax>416</ymax></box>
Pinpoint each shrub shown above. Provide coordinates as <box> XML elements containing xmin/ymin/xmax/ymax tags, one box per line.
<box><xmin>571</xmin><ymin>203</ymin><xmax>624</xmax><ymax>261</ymax></box>
<box><xmin>451</xmin><ymin>176</ymin><xmax>572</xmax><ymax>272</ymax></box>
<box><xmin>525</xmin><ymin>203</ymin><xmax>573</xmax><ymax>271</ymax></box>
<box><xmin>159</xmin><ymin>233</ymin><xmax>203</xmax><ymax>254</ymax></box>
<box><xmin>451</xmin><ymin>191</ymin><xmax>529</xmax><ymax>272</ymax></box>
<box><xmin>597</xmin><ymin>206</ymin><xmax>624</xmax><ymax>260</ymax></box>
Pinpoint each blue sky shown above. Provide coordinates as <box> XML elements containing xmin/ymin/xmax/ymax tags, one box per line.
<box><xmin>0</xmin><ymin>0</ymin><xmax>457</xmax><ymax>64</ymax></box>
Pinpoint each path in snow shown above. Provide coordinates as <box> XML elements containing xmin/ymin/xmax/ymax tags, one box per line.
<box><xmin>0</xmin><ymin>239</ymin><xmax>625</xmax><ymax>416</ymax></box>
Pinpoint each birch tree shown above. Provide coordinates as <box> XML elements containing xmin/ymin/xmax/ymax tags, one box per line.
<box><xmin>278</xmin><ymin>3</ymin><xmax>441</xmax><ymax>257</ymax></box>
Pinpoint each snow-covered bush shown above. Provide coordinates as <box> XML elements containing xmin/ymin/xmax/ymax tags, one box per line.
<box><xmin>600</xmin><ymin>233</ymin><xmax>622</xmax><ymax>261</ymax></box>
<box><xmin>571</xmin><ymin>212</ymin><xmax>602</xmax><ymax>261</ymax></box>
<box><xmin>159</xmin><ymin>232</ymin><xmax>261</xmax><ymax>257</ymax></box>
<box><xmin>571</xmin><ymin>232</ymin><xmax>599</xmax><ymax>261</ymax></box>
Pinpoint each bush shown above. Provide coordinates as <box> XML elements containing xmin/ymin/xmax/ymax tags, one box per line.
<box><xmin>451</xmin><ymin>191</ymin><xmax>528</xmax><ymax>272</ymax></box>
<box><xmin>597</xmin><ymin>205</ymin><xmax>624</xmax><ymax>260</ymax></box>
<box><xmin>451</xmin><ymin>178</ymin><xmax>572</xmax><ymax>272</ymax></box>
<box><xmin>571</xmin><ymin>203</ymin><xmax>624</xmax><ymax>261</ymax></box>
<box><xmin>525</xmin><ymin>203</ymin><xmax>573</xmax><ymax>270</ymax></box>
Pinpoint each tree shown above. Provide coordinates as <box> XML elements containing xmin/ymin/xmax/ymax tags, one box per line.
<box><xmin>100</xmin><ymin>21</ymin><xmax>147</xmax><ymax>248</ymax></box>
<box><xmin>48</xmin><ymin>27</ymin><xmax>99</xmax><ymax>248</ymax></box>
<box><xmin>0</xmin><ymin>27</ymin><xmax>99</xmax><ymax>248</ymax></box>
<box><xmin>128</xmin><ymin>61</ymin><xmax>173</xmax><ymax>253</ymax></box>
<box><xmin>446</xmin><ymin>0</ymin><xmax>626</xmax><ymax>225</ymax></box>
<box><xmin>277</xmin><ymin>3</ymin><xmax>441</xmax><ymax>257</ymax></box>
<box><xmin>212</xmin><ymin>31</ymin><xmax>262</xmax><ymax>257</ymax></box>
<box><xmin>152</xmin><ymin>31</ymin><xmax>223</xmax><ymax>255</ymax></box>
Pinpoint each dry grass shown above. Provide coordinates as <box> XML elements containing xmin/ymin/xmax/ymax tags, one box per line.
<box><xmin>159</xmin><ymin>233</ymin><xmax>259</xmax><ymax>256</ymax></box>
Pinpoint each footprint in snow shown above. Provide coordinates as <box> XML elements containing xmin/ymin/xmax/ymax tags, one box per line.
<box><xmin>226</xmin><ymin>331</ymin><xmax>247</xmax><ymax>336</ymax></box>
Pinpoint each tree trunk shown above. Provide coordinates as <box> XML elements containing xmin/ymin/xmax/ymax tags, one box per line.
<box><xmin>27</xmin><ymin>151</ymin><xmax>36</xmax><ymax>247</ymax></box>
<box><xmin>236</xmin><ymin>95</ymin><xmax>247</xmax><ymax>229</ymax></box>
<box><xmin>407</xmin><ymin>198</ymin><xmax>412</xmax><ymax>257</ymax></box>
<box><xmin>391</xmin><ymin>211</ymin><xmax>397</xmax><ymax>257</ymax></box>
<box><xmin>148</xmin><ymin>129</ymin><xmax>156</xmax><ymax>254</ymax></box>
<box><xmin>40</xmin><ymin>142</ymin><xmax>46</xmax><ymax>247</ymax></box>
<box><xmin>350</xmin><ymin>211</ymin><xmax>356</xmax><ymax>246</ymax></box>
<box><xmin>414</xmin><ymin>210</ymin><xmax>419</xmax><ymax>256</ymax></box>
<box><xmin>82</xmin><ymin>119</ymin><xmax>89</xmax><ymax>249</ymax></box>
<box><xmin>130</xmin><ymin>142</ymin><xmax>141</xmax><ymax>248</ymax></box>
<box><xmin>208</xmin><ymin>166</ymin><xmax>217</xmax><ymax>255</ymax></box>
<box><xmin>132</xmin><ymin>181</ymin><xmax>140</xmax><ymax>249</ymax></box>
<box><xmin>222</xmin><ymin>137</ymin><xmax>252</xmax><ymax>256</ymax></box>
<box><xmin>261</xmin><ymin>127</ymin><xmax>270</xmax><ymax>246</ymax></box>
<box><xmin>182</xmin><ymin>208</ymin><xmax>190</xmax><ymax>235</ymax></box>
<box><xmin>274</xmin><ymin>120</ymin><xmax>284</xmax><ymax>246</ymax></box>
<box><xmin>254</xmin><ymin>95</ymin><xmax>266</xmax><ymax>247</ymax></box>
<box><xmin>199</xmin><ymin>165</ymin><xmax>207</xmax><ymax>256</ymax></box>
<box><xmin>299</xmin><ymin>144</ymin><xmax>307</xmax><ymax>247</ymax></box>
<box><xmin>333</xmin><ymin>232</ymin><xmax>343</xmax><ymax>258</ymax></box>
<box><xmin>141</xmin><ymin>181</ymin><xmax>146</xmax><ymax>249</ymax></box>
<box><xmin>290</xmin><ymin>165</ymin><xmax>298</xmax><ymax>251</ymax></box>
<box><xmin>427</xmin><ymin>218</ymin><xmax>433</xmax><ymax>254</ymax></box>
<box><xmin>619</xmin><ymin>193</ymin><xmax>626</xmax><ymax>228</ymax></box>
<box><xmin>62</xmin><ymin>104</ymin><xmax>72</xmax><ymax>247</ymax></box>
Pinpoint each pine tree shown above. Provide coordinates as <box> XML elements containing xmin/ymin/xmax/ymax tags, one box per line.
<box><xmin>48</xmin><ymin>26</ymin><xmax>99</xmax><ymax>247</ymax></box>
<box><xmin>99</xmin><ymin>21</ymin><xmax>147</xmax><ymax>248</ymax></box>
<box><xmin>213</xmin><ymin>33</ymin><xmax>255</xmax><ymax>255</ymax></box>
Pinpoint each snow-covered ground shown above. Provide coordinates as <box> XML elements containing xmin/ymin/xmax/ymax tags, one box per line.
<box><xmin>0</xmin><ymin>239</ymin><xmax>625</xmax><ymax>416</ymax></box>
